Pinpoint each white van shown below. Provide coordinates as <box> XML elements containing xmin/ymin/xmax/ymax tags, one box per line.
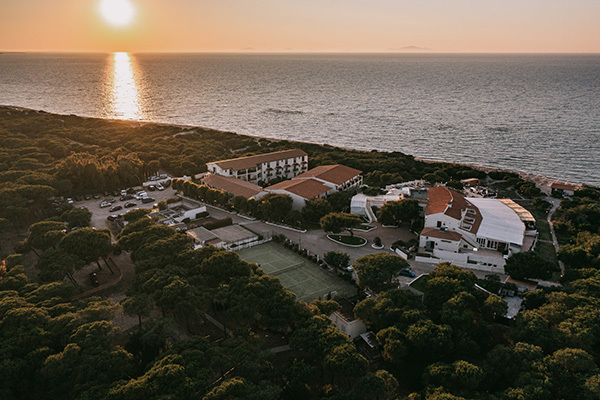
<box><xmin>135</xmin><ymin>191</ymin><xmax>148</xmax><ymax>200</ymax></box>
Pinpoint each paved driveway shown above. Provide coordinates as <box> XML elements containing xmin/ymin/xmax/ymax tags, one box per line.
<box><xmin>205</xmin><ymin>205</ymin><xmax>416</xmax><ymax>264</ymax></box>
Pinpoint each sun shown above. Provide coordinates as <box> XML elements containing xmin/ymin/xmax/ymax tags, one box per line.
<box><xmin>99</xmin><ymin>0</ymin><xmax>136</xmax><ymax>27</ymax></box>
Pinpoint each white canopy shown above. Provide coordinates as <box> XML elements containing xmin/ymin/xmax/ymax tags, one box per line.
<box><xmin>468</xmin><ymin>198</ymin><xmax>525</xmax><ymax>246</ymax></box>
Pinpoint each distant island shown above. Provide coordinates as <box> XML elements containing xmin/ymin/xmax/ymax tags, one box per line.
<box><xmin>387</xmin><ymin>45</ymin><xmax>433</xmax><ymax>52</ymax></box>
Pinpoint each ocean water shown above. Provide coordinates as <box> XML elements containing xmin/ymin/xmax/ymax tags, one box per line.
<box><xmin>1</xmin><ymin>52</ymin><xmax>599</xmax><ymax>185</ymax></box>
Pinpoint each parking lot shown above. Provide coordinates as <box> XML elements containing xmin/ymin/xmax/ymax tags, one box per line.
<box><xmin>70</xmin><ymin>186</ymin><xmax>177</xmax><ymax>231</ymax></box>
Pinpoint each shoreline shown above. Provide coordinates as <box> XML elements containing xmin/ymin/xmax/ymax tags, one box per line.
<box><xmin>1</xmin><ymin>104</ymin><xmax>587</xmax><ymax>189</ymax></box>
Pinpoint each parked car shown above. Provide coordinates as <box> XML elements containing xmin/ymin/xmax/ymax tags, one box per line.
<box><xmin>135</xmin><ymin>191</ymin><xmax>148</xmax><ymax>200</ymax></box>
<box><xmin>399</xmin><ymin>268</ymin><xmax>416</xmax><ymax>278</ymax></box>
<box><xmin>124</xmin><ymin>202</ymin><xmax>136</xmax><ymax>208</ymax></box>
<box><xmin>107</xmin><ymin>214</ymin><xmax>118</xmax><ymax>221</ymax></box>
<box><xmin>159</xmin><ymin>174</ymin><xmax>168</xmax><ymax>179</ymax></box>
<box><xmin>84</xmin><ymin>195</ymin><xmax>91</xmax><ymax>200</ymax></box>
<box><xmin>66</xmin><ymin>198</ymin><xmax>74</xmax><ymax>204</ymax></box>
<box><xmin>141</xmin><ymin>197</ymin><xmax>155</xmax><ymax>204</ymax></box>
<box><xmin>109</xmin><ymin>205</ymin><xmax>122</xmax><ymax>212</ymax></box>
<box><xmin>100</xmin><ymin>201</ymin><xmax>111</xmax><ymax>208</ymax></box>
<box><xmin>156</xmin><ymin>183</ymin><xmax>165</xmax><ymax>191</ymax></box>
<box><xmin>106</xmin><ymin>198</ymin><xmax>116</xmax><ymax>204</ymax></box>
<box><xmin>120</xmin><ymin>194</ymin><xmax>134</xmax><ymax>201</ymax></box>
<box><xmin>148</xmin><ymin>185</ymin><xmax>156</xmax><ymax>191</ymax></box>
<box><xmin>93</xmin><ymin>194</ymin><xmax>100</xmax><ymax>199</ymax></box>
<box><xmin>121</xmin><ymin>189</ymin><xmax>127</xmax><ymax>196</ymax></box>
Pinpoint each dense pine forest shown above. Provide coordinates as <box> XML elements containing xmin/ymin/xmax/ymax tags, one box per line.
<box><xmin>1</xmin><ymin>106</ymin><xmax>600</xmax><ymax>400</ymax></box>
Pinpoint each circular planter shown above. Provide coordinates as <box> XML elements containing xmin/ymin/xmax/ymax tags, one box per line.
<box><xmin>371</xmin><ymin>244</ymin><xmax>385</xmax><ymax>249</ymax></box>
<box><xmin>326</xmin><ymin>234</ymin><xmax>367</xmax><ymax>247</ymax></box>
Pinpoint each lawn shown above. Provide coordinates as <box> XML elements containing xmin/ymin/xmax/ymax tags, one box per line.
<box><xmin>327</xmin><ymin>234</ymin><xmax>367</xmax><ymax>246</ymax></box>
<box><xmin>514</xmin><ymin>199</ymin><xmax>559</xmax><ymax>268</ymax></box>
<box><xmin>410</xmin><ymin>274</ymin><xmax>430</xmax><ymax>293</ymax></box>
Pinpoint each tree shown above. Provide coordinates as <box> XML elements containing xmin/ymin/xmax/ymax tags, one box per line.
<box><xmin>353</xmin><ymin>253</ymin><xmax>409</xmax><ymax>292</ymax></box>
<box><xmin>378</xmin><ymin>199</ymin><xmax>420</xmax><ymax>227</ymax></box>
<box><xmin>406</xmin><ymin>319</ymin><xmax>454</xmax><ymax>359</ymax></box>
<box><xmin>26</xmin><ymin>220</ymin><xmax>67</xmax><ymax>254</ymax></box>
<box><xmin>260</xmin><ymin>193</ymin><xmax>293</xmax><ymax>223</ymax></box>
<box><xmin>310</xmin><ymin>299</ymin><xmax>341</xmax><ymax>316</ymax></box>
<box><xmin>324</xmin><ymin>251</ymin><xmax>350</xmax><ymax>272</ymax></box>
<box><xmin>320</xmin><ymin>212</ymin><xmax>363</xmax><ymax>237</ymax></box>
<box><xmin>122</xmin><ymin>294</ymin><xmax>151</xmax><ymax>331</ymax></box>
<box><xmin>424</xmin><ymin>360</ymin><xmax>483</xmax><ymax>392</ymax></box>
<box><xmin>505</xmin><ymin>251</ymin><xmax>554</xmax><ymax>280</ymax></box>
<box><xmin>302</xmin><ymin>198</ymin><xmax>332</xmax><ymax>223</ymax></box>
<box><xmin>59</xmin><ymin>228</ymin><xmax>113</xmax><ymax>271</ymax></box>
<box><xmin>200</xmin><ymin>251</ymin><xmax>253</xmax><ymax>287</ymax></box>
<box><xmin>60</xmin><ymin>207</ymin><xmax>92</xmax><ymax>228</ymax></box>
<box><xmin>204</xmin><ymin>377</ymin><xmax>281</xmax><ymax>400</ymax></box>
<box><xmin>323</xmin><ymin>343</ymin><xmax>369</xmax><ymax>381</ymax></box>
<box><xmin>123</xmin><ymin>208</ymin><xmax>151</xmax><ymax>222</ymax></box>
<box><xmin>37</xmin><ymin>248</ymin><xmax>84</xmax><ymax>283</ymax></box>
<box><xmin>377</xmin><ymin>326</ymin><xmax>408</xmax><ymax>363</ymax></box>
<box><xmin>440</xmin><ymin>291</ymin><xmax>479</xmax><ymax>330</ymax></box>
<box><xmin>483</xmin><ymin>294</ymin><xmax>508</xmax><ymax>321</ymax></box>
<box><xmin>327</xmin><ymin>191</ymin><xmax>353</xmax><ymax>213</ymax></box>
<box><xmin>231</xmin><ymin>195</ymin><xmax>248</xmax><ymax>212</ymax></box>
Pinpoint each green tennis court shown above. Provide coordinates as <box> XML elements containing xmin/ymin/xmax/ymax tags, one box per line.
<box><xmin>237</xmin><ymin>242</ymin><xmax>357</xmax><ymax>302</ymax></box>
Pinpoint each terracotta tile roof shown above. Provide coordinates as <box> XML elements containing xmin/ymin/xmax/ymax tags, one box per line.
<box><xmin>208</xmin><ymin>149</ymin><xmax>307</xmax><ymax>171</ymax></box>
<box><xmin>294</xmin><ymin>164</ymin><xmax>362</xmax><ymax>185</ymax></box>
<box><xmin>265</xmin><ymin>178</ymin><xmax>331</xmax><ymax>199</ymax></box>
<box><xmin>420</xmin><ymin>227</ymin><xmax>463</xmax><ymax>242</ymax></box>
<box><xmin>550</xmin><ymin>182</ymin><xmax>580</xmax><ymax>191</ymax></box>
<box><xmin>425</xmin><ymin>186</ymin><xmax>453</xmax><ymax>216</ymax></box>
<box><xmin>201</xmin><ymin>173</ymin><xmax>264</xmax><ymax>199</ymax></box>
<box><xmin>505</xmin><ymin>277</ymin><xmax>538</xmax><ymax>290</ymax></box>
<box><xmin>426</xmin><ymin>186</ymin><xmax>483</xmax><ymax>234</ymax></box>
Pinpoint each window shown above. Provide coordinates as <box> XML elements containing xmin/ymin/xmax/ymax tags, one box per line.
<box><xmin>486</xmin><ymin>240</ymin><xmax>498</xmax><ymax>250</ymax></box>
<box><xmin>437</xmin><ymin>221</ymin><xmax>442</xmax><ymax>228</ymax></box>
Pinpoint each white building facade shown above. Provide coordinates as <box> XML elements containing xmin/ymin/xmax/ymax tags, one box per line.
<box><xmin>206</xmin><ymin>149</ymin><xmax>308</xmax><ymax>184</ymax></box>
<box><xmin>418</xmin><ymin>187</ymin><xmax>537</xmax><ymax>272</ymax></box>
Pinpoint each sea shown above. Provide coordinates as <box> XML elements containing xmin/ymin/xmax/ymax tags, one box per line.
<box><xmin>1</xmin><ymin>52</ymin><xmax>599</xmax><ymax>186</ymax></box>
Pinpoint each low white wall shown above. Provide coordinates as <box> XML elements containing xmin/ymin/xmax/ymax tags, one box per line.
<box><xmin>394</xmin><ymin>248</ymin><xmax>408</xmax><ymax>260</ymax></box>
<box><xmin>416</xmin><ymin>249</ymin><xmax>506</xmax><ymax>273</ymax></box>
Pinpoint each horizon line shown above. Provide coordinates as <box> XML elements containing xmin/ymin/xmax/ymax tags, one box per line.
<box><xmin>2</xmin><ymin>50</ymin><xmax>600</xmax><ymax>55</ymax></box>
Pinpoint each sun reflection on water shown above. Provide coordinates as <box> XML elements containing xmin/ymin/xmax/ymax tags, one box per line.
<box><xmin>109</xmin><ymin>52</ymin><xmax>142</xmax><ymax>120</ymax></box>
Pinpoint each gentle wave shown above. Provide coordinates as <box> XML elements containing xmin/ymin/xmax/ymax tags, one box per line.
<box><xmin>0</xmin><ymin>53</ymin><xmax>598</xmax><ymax>185</ymax></box>
<box><xmin>263</xmin><ymin>108</ymin><xmax>305</xmax><ymax>115</ymax></box>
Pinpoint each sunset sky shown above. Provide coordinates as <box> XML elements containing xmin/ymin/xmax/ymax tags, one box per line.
<box><xmin>1</xmin><ymin>0</ymin><xmax>599</xmax><ymax>53</ymax></box>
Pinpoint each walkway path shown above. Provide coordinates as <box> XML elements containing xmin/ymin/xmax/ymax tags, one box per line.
<box><xmin>546</xmin><ymin>197</ymin><xmax>565</xmax><ymax>275</ymax></box>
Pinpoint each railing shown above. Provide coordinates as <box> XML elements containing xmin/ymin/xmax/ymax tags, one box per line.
<box><xmin>365</xmin><ymin>203</ymin><xmax>377</xmax><ymax>223</ymax></box>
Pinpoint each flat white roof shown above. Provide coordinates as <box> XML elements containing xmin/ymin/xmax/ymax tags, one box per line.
<box><xmin>350</xmin><ymin>191</ymin><xmax>403</xmax><ymax>207</ymax></box>
<box><xmin>468</xmin><ymin>198</ymin><xmax>525</xmax><ymax>246</ymax></box>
